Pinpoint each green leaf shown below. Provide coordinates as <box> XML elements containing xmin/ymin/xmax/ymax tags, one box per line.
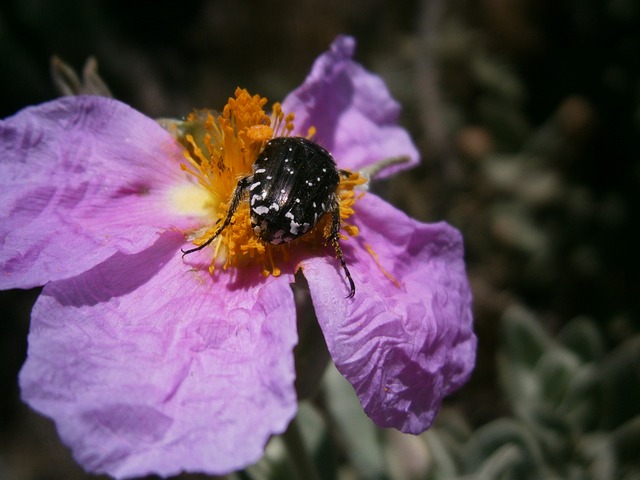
<box><xmin>501</xmin><ymin>305</ymin><xmax>552</xmax><ymax>368</ymax></box>
<box><xmin>557</xmin><ymin>317</ymin><xmax>605</xmax><ymax>362</ymax></box>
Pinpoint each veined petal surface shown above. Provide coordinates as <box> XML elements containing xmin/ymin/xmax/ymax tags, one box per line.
<box><xmin>19</xmin><ymin>232</ymin><xmax>298</xmax><ymax>478</ymax></box>
<box><xmin>0</xmin><ymin>96</ymin><xmax>198</xmax><ymax>289</ymax></box>
<box><xmin>282</xmin><ymin>35</ymin><xmax>419</xmax><ymax>176</ymax></box>
<box><xmin>303</xmin><ymin>194</ymin><xmax>476</xmax><ymax>434</ymax></box>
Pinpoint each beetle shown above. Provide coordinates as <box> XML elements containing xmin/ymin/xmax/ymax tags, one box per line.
<box><xmin>182</xmin><ymin>136</ymin><xmax>356</xmax><ymax>298</ymax></box>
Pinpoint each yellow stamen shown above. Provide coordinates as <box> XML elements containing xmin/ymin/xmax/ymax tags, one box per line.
<box><xmin>365</xmin><ymin>243</ymin><xmax>402</xmax><ymax>289</ymax></box>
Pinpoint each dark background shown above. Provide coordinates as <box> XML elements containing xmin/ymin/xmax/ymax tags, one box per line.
<box><xmin>1</xmin><ymin>0</ymin><xmax>639</xmax><ymax>478</ymax></box>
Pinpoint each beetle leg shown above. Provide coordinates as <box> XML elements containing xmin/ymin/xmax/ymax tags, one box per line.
<box><xmin>330</xmin><ymin>204</ymin><xmax>356</xmax><ymax>299</ymax></box>
<box><xmin>181</xmin><ymin>176</ymin><xmax>252</xmax><ymax>257</ymax></box>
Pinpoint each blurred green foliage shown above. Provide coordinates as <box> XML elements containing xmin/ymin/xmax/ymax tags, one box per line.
<box><xmin>422</xmin><ymin>307</ymin><xmax>640</xmax><ymax>480</ymax></box>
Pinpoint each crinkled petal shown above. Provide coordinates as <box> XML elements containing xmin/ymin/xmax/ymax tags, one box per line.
<box><xmin>282</xmin><ymin>35</ymin><xmax>419</xmax><ymax>176</ymax></box>
<box><xmin>0</xmin><ymin>96</ymin><xmax>198</xmax><ymax>289</ymax></box>
<box><xmin>303</xmin><ymin>194</ymin><xmax>476</xmax><ymax>434</ymax></box>
<box><xmin>19</xmin><ymin>231</ymin><xmax>298</xmax><ymax>478</ymax></box>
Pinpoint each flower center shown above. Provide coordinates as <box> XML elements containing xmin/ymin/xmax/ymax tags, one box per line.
<box><xmin>177</xmin><ymin>88</ymin><xmax>365</xmax><ymax>277</ymax></box>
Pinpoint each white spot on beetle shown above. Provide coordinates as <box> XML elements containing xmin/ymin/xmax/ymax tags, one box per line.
<box><xmin>289</xmin><ymin>219</ymin><xmax>301</xmax><ymax>235</ymax></box>
<box><xmin>271</xmin><ymin>229</ymin><xmax>286</xmax><ymax>245</ymax></box>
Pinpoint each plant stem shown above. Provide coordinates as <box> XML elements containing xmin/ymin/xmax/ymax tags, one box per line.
<box><xmin>282</xmin><ymin>416</ymin><xmax>322</xmax><ymax>480</ymax></box>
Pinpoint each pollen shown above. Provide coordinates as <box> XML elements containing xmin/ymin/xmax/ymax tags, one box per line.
<box><xmin>178</xmin><ymin>88</ymin><xmax>364</xmax><ymax>278</ymax></box>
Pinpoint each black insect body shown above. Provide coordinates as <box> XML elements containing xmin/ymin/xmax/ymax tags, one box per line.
<box><xmin>182</xmin><ymin>136</ymin><xmax>356</xmax><ymax>298</ymax></box>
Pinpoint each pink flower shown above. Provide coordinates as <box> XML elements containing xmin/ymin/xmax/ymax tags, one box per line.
<box><xmin>0</xmin><ymin>36</ymin><xmax>476</xmax><ymax>478</ymax></box>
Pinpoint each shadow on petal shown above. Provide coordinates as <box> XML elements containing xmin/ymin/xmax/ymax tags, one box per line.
<box><xmin>46</xmin><ymin>231</ymin><xmax>183</xmax><ymax>307</ymax></box>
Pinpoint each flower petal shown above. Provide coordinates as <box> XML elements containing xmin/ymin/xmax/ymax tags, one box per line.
<box><xmin>303</xmin><ymin>194</ymin><xmax>476</xmax><ymax>434</ymax></box>
<box><xmin>19</xmin><ymin>231</ymin><xmax>298</xmax><ymax>478</ymax></box>
<box><xmin>282</xmin><ymin>36</ymin><xmax>419</xmax><ymax>176</ymax></box>
<box><xmin>0</xmin><ymin>96</ymin><xmax>198</xmax><ymax>289</ymax></box>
